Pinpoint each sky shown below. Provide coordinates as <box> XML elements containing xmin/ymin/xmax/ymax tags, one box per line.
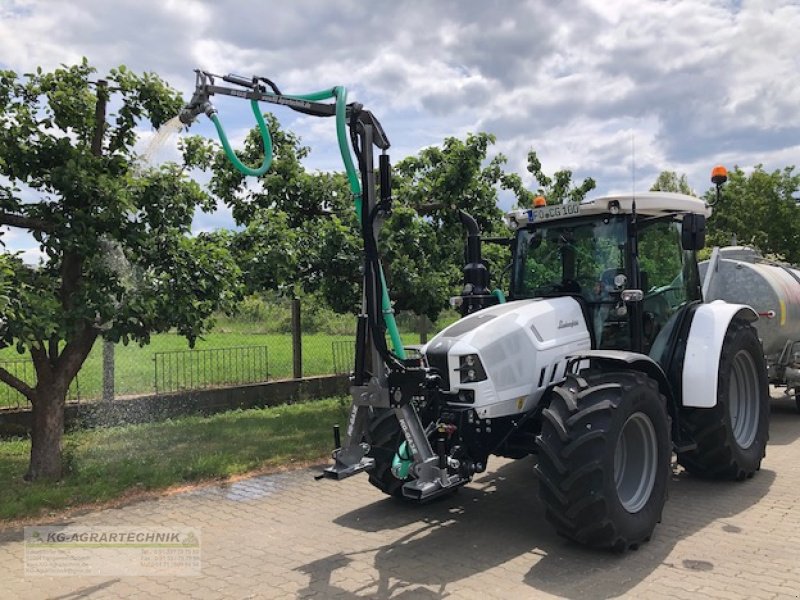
<box><xmin>1</xmin><ymin>0</ymin><xmax>799</xmax><ymax>262</ymax></box>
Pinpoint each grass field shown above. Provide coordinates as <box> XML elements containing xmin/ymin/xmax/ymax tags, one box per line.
<box><xmin>0</xmin><ymin>397</ymin><xmax>350</xmax><ymax>521</ymax></box>
<box><xmin>0</xmin><ymin>329</ymin><xmax>420</xmax><ymax>408</ymax></box>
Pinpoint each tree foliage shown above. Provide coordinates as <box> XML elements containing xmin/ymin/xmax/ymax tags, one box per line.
<box><xmin>0</xmin><ymin>60</ymin><xmax>242</xmax><ymax>480</ymax></box>
<box><xmin>525</xmin><ymin>150</ymin><xmax>596</xmax><ymax>205</ymax></box>
<box><xmin>189</xmin><ymin>114</ymin><xmax>362</xmax><ymax>312</ymax></box>
<box><xmin>705</xmin><ymin>165</ymin><xmax>800</xmax><ymax>262</ymax></box>
<box><xmin>650</xmin><ymin>170</ymin><xmax>693</xmax><ymax>195</ymax></box>
<box><xmin>391</xmin><ymin>133</ymin><xmax>531</xmax><ymax>319</ymax></box>
<box><xmin>199</xmin><ymin>124</ymin><xmax>532</xmax><ymax>322</ymax></box>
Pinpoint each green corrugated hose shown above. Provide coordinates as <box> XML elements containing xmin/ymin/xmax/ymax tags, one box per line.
<box><xmin>391</xmin><ymin>441</ymin><xmax>413</xmax><ymax>479</ymax></box>
<box><xmin>492</xmin><ymin>288</ymin><xmax>506</xmax><ymax>303</ymax></box>
<box><xmin>210</xmin><ymin>85</ymin><xmax>405</xmax><ymax>359</ymax></box>
<box><xmin>209</xmin><ymin>100</ymin><xmax>272</xmax><ymax>176</ymax></box>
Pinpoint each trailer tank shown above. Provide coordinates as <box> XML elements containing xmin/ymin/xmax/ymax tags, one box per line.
<box><xmin>700</xmin><ymin>246</ymin><xmax>800</xmax><ymax>358</ymax></box>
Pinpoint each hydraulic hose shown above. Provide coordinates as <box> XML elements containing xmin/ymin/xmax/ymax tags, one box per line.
<box><xmin>209</xmin><ymin>84</ymin><xmax>405</xmax><ymax>359</ymax></box>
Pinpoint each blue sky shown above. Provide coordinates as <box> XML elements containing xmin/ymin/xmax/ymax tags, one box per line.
<box><xmin>1</xmin><ymin>0</ymin><xmax>799</xmax><ymax>262</ymax></box>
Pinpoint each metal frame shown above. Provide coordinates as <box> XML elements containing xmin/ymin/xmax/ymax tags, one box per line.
<box><xmin>183</xmin><ymin>70</ymin><xmax>475</xmax><ymax>499</ymax></box>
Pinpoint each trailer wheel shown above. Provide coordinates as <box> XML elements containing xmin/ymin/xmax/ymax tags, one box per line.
<box><xmin>677</xmin><ymin>320</ymin><xmax>769</xmax><ymax>480</ymax></box>
<box><xmin>364</xmin><ymin>408</ymin><xmax>409</xmax><ymax>498</ymax></box>
<box><xmin>536</xmin><ymin>371</ymin><xmax>671</xmax><ymax>551</ymax></box>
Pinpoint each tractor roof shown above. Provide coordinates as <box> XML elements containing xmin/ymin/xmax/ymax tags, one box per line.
<box><xmin>505</xmin><ymin>192</ymin><xmax>711</xmax><ymax>229</ymax></box>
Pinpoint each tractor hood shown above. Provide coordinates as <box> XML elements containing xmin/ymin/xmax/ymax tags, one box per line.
<box><xmin>422</xmin><ymin>297</ymin><xmax>591</xmax><ymax>418</ymax></box>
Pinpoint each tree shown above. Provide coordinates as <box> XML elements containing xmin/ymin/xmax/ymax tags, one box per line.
<box><xmin>526</xmin><ymin>150</ymin><xmax>596</xmax><ymax>205</ymax></box>
<box><xmin>391</xmin><ymin>133</ymin><xmax>531</xmax><ymax>320</ymax></box>
<box><xmin>199</xmin><ymin>121</ymin><xmax>534</xmax><ymax>321</ymax></box>
<box><xmin>651</xmin><ymin>171</ymin><xmax>693</xmax><ymax>195</ymax></box>
<box><xmin>190</xmin><ymin>115</ymin><xmax>363</xmax><ymax>312</ymax></box>
<box><xmin>704</xmin><ymin>165</ymin><xmax>800</xmax><ymax>262</ymax></box>
<box><xmin>0</xmin><ymin>61</ymin><xmax>242</xmax><ymax>481</ymax></box>
<box><xmin>0</xmin><ymin>254</ymin><xmax>14</xmax><ymax>347</ymax></box>
<box><xmin>198</xmin><ymin>114</ymin><xmax>531</xmax><ymax>321</ymax></box>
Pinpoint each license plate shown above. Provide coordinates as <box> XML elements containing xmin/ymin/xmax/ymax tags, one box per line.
<box><xmin>526</xmin><ymin>203</ymin><xmax>581</xmax><ymax>223</ymax></box>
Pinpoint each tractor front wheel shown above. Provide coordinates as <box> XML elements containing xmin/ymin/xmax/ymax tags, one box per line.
<box><xmin>536</xmin><ymin>371</ymin><xmax>671</xmax><ymax>551</ymax></box>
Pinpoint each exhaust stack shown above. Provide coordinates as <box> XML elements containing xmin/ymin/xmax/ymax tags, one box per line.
<box><xmin>456</xmin><ymin>211</ymin><xmax>496</xmax><ymax>316</ymax></box>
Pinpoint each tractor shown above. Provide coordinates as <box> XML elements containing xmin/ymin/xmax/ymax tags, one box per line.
<box><xmin>180</xmin><ymin>72</ymin><xmax>769</xmax><ymax>551</ymax></box>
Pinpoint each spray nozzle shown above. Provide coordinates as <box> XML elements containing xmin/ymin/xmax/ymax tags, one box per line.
<box><xmin>179</xmin><ymin>71</ymin><xmax>220</xmax><ymax>125</ymax></box>
<box><xmin>179</xmin><ymin>89</ymin><xmax>216</xmax><ymax>126</ymax></box>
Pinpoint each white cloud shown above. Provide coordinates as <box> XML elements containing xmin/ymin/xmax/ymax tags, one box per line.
<box><xmin>0</xmin><ymin>0</ymin><xmax>799</xmax><ymax>255</ymax></box>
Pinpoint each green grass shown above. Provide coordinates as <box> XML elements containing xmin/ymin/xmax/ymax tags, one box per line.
<box><xmin>0</xmin><ymin>397</ymin><xmax>350</xmax><ymax>522</ymax></box>
<box><xmin>0</xmin><ymin>330</ymin><xmax>419</xmax><ymax>407</ymax></box>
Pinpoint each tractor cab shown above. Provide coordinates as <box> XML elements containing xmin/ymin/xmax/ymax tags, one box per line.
<box><xmin>505</xmin><ymin>192</ymin><xmax>710</xmax><ymax>356</ymax></box>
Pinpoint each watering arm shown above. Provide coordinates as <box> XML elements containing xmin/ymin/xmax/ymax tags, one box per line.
<box><xmin>179</xmin><ymin>69</ymin><xmax>399</xmax><ymax>350</ymax></box>
<box><xmin>182</xmin><ymin>70</ymin><xmax>460</xmax><ymax>498</ymax></box>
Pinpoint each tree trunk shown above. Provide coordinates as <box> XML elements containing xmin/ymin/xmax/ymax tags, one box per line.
<box><xmin>25</xmin><ymin>327</ymin><xmax>96</xmax><ymax>482</ymax></box>
<box><xmin>25</xmin><ymin>381</ymin><xmax>67</xmax><ymax>481</ymax></box>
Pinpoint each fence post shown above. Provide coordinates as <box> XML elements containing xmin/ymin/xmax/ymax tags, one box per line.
<box><xmin>102</xmin><ymin>338</ymin><xmax>114</xmax><ymax>402</ymax></box>
<box><xmin>418</xmin><ymin>314</ymin><xmax>428</xmax><ymax>345</ymax></box>
<box><xmin>292</xmin><ymin>297</ymin><xmax>302</xmax><ymax>379</ymax></box>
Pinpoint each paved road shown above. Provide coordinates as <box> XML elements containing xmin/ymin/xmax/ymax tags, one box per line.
<box><xmin>2</xmin><ymin>391</ymin><xmax>800</xmax><ymax>599</ymax></box>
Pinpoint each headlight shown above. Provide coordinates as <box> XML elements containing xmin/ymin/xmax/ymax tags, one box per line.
<box><xmin>459</xmin><ymin>354</ymin><xmax>487</xmax><ymax>383</ymax></box>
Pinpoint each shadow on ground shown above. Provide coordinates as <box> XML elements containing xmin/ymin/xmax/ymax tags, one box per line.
<box><xmin>768</xmin><ymin>391</ymin><xmax>800</xmax><ymax>446</ymax></box>
<box><xmin>297</xmin><ymin>410</ymin><xmax>788</xmax><ymax>599</ymax></box>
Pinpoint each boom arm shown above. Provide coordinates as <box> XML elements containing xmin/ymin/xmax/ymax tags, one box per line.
<box><xmin>181</xmin><ymin>70</ymin><xmax>462</xmax><ymax>495</ymax></box>
<box><xmin>180</xmin><ymin>69</ymin><xmax>402</xmax><ymax>365</ymax></box>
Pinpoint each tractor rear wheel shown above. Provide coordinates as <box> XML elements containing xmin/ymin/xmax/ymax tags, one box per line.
<box><xmin>536</xmin><ymin>370</ymin><xmax>671</xmax><ymax>551</ymax></box>
<box><xmin>677</xmin><ymin>320</ymin><xmax>769</xmax><ymax>480</ymax></box>
<box><xmin>364</xmin><ymin>408</ymin><xmax>409</xmax><ymax>498</ymax></box>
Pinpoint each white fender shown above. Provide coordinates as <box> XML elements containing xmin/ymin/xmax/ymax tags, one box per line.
<box><xmin>682</xmin><ymin>300</ymin><xmax>758</xmax><ymax>407</ymax></box>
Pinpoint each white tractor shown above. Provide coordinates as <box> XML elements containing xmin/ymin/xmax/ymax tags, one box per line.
<box><xmin>177</xmin><ymin>72</ymin><xmax>769</xmax><ymax>551</ymax></box>
<box><xmin>329</xmin><ymin>183</ymin><xmax>769</xmax><ymax>551</ymax></box>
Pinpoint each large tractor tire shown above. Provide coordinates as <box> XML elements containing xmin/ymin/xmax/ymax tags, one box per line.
<box><xmin>364</xmin><ymin>408</ymin><xmax>409</xmax><ymax>497</ymax></box>
<box><xmin>536</xmin><ymin>371</ymin><xmax>671</xmax><ymax>551</ymax></box>
<box><xmin>677</xmin><ymin>319</ymin><xmax>769</xmax><ymax>480</ymax></box>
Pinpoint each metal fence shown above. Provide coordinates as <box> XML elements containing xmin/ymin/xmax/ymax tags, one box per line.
<box><xmin>332</xmin><ymin>340</ymin><xmax>355</xmax><ymax>375</ymax></box>
<box><xmin>0</xmin><ymin>359</ymin><xmax>81</xmax><ymax>409</ymax></box>
<box><xmin>0</xmin><ymin>304</ymin><xmax>429</xmax><ymax>409</ymax></box>
<box><xmin>153</xmin><ymin>346</ymin><xmax>269</xmax><ymax>394</ymax></box>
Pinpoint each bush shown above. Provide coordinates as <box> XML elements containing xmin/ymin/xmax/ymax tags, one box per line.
<box><xmin>236</xmin><ymin>295</ymin><xmax>271</xmax><ymax>322</ymax></box>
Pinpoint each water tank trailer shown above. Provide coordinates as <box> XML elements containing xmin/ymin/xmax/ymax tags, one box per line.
<box><xmin>702</xmin><ymin>246</ymin><xmax>800</xmax><ymax>411</ymax></box>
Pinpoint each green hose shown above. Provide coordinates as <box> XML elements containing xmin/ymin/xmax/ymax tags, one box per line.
<box><xmin>492</xmin><ymin>288</ymin><xmax>506</xmax><ymax>303</ymax></box>
<box><xmin>210</xmin><ymin>84</ymin><xmax>405</xmax><ymax>359</ymax></box>
<box><xmin>332</xmin><ymin>87</ymin><xmax>362</xmax><ymax>214</ymax></box>
<box><xmin>391</xmin><ymin>441</ymin><xmax>413</xmax><ymax>479</ymax></box>
<box><xmin>209</xmin><ymin>100</ymin><xmax>272</xmax><ymax>177</ymax></box>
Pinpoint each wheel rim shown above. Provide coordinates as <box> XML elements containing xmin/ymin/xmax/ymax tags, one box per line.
<box><xmin>729</xmin><ymin>349</ymin><xmax>760</xmax><ymax>449</ymax></box>
<box><xmin>614</xmin><ymin>412</ymin><xmax>658</xmax><ymax>514</ymax></box>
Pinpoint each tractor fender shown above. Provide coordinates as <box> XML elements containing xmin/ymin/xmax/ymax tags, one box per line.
<box><xmin>682</xmin><ymin>301</ymin><xmax>758</xmax><ymax>408</ymax></box>
<box><xmin>565</xmin><ymin>349</ymin><xmax>674</xmax><ymax>405</ymax></box>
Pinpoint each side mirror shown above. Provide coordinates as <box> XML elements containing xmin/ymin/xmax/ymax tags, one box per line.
<box><xmin>682</xmin><ymin>213</ymin><xmax>706</xmax><ymax>250</ymax></box>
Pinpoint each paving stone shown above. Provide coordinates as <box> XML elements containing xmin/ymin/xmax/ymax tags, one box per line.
<box><xmin>2</xmin><ymin>389</ymin><xmax>800</xmax><ymax>599</ymax></box>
